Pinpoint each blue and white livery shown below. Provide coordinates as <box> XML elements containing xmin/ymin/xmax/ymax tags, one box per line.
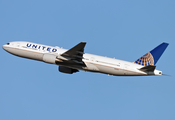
<box><xmin>3</xmin><ymin>41</ymin><xmax>169</xmax><ymax>76</ymax></box>
<box><xmin>134</xmin><ymin>43</ymin><xmax>168</xmax><ymax>66</ymax></box>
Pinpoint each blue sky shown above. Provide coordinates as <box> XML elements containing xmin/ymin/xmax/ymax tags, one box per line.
<box><xmin>0</xmin><ymin>0</ymin><xmax>175</xmax><ymax>120</ymax></box>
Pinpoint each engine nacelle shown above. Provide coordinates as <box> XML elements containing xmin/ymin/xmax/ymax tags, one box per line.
<box><xmin>59</xmin><ymin>66</ymin><xmax>79</xmax><ymax>74</ymax></box>
<box><xmin>43</xmin><ymin>53</ymin><xmax>57</xmax><ymax>64</ymax></box>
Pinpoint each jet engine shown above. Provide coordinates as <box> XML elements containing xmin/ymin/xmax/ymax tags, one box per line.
<box><xmin>43</xmin><ymin>53</ymin><xmax>57</xmax><ymax>64</ymax></box>
<box><xmin>59</xmin><ymin>66</ymin><xmax>79</xmax><ymax>74</ymax></box>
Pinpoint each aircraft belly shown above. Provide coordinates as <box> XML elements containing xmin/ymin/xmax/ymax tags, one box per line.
<box><xmin>83</xmin><ymin>62</ymin><xmax>99</xmax><ymax>72</ymax></box>
<box><xmin>90</xmin><ymin>63</ymin><xmax>146</xmax><ymax>76</ymax></box>
<box><xmin>123</xmin><ymin>71</ymin><xmax>146</xmax><ymax>76</ymax></box>
<box><xmin>93</xmin><ymin>64</ymin><xmax>125</xmax><ymax>76</ymax></box>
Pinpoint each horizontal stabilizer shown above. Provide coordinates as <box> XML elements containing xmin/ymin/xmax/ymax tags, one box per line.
<box><xmin>139</xmin><ymin>65</ymin><xmax>156</xmax><ymax>72</ymax></box>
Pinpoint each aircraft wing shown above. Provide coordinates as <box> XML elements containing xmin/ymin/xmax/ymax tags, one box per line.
<box><xmin>59</xmin><ymin>42</ymin><xmax>86</xmax><ymax>64</ymax></box>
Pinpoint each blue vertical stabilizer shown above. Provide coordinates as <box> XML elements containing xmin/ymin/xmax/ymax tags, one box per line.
<box><xmin>134</xmin><ymin>42</ymin><xmax>169</xmax><ymax>66</ymax></box>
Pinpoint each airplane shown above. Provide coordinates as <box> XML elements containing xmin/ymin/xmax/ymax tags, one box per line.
<box><xmin>2</xmin><ymin>41</ymin><xmax>169</xmax><ymax>76</ymax></box>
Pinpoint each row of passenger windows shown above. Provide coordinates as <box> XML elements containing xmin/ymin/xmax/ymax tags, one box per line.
<box><xmin>83</xmin><ymin>58</ymin><xmax>120</xmax><ymax>67</ymax></box>
<box><xmin>97</xmin><ymin>60</ymin><xmax>120</xmax><ymax>67</ymax></box>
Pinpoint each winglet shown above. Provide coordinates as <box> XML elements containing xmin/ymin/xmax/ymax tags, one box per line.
<box><xmin>134</xmin><ymin>42</ymin><xmax>169</xmax><ymax>66</ymax></box>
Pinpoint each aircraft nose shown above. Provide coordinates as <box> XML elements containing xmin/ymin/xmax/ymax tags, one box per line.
<box><xmin>2</xmin><ymin>43</ymin><xmax>11</xmax><ymax>51</ymax></box>
<box><xmin>2</xmin><ymin>44</ymin><xmax>9</xmax><ymax>51</ymax></box>
<box><xmin>2</xmin><ymin>45</ymin><xmax>6</xmax><ymax>50</ymax></box>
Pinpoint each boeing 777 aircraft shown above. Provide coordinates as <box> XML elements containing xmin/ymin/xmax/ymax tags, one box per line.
<box><xmin>3</xmin><ymin>41</ymin><xmax>168</xmax><ymax>76</ymax></box>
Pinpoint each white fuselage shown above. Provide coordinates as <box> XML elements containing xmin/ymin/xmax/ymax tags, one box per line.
<box><xmin>3</xmin><ymin>41</ymin><xmax>162</xmax><ymax>76</ymax></box>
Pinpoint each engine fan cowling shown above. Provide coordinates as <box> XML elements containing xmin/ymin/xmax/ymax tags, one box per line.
<box><xmin>43</xmin><ymin>53</ymin><xmax>57</xmax><ymax>64</ymax></box>
<box><xmin>59</xmin><ymin>66</ymin><xmax>79</xmax><ymax>74</ymax></box>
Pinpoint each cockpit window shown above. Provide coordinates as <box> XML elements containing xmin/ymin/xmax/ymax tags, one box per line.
<box><xmin>7</xmin><ymin>43</ymin><xmax>10</xmax><ymax>45</ymax></box>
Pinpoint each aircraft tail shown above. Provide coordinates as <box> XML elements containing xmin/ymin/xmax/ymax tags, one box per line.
<box><xmin>134</xmin><ymin>42</ymin><xmax>169</xmax><ymax>66</ymax></box>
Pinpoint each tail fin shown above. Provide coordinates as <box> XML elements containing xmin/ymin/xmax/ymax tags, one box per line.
<box><xmin>134</xmin><ymin>42</ymin><xmax>169</xmax><ymax>66</ymax></box>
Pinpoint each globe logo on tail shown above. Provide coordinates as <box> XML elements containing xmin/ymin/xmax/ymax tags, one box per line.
<box><xmin>134</xmin><ymin>52</ymin><xmax>154</xmax><ymax>66</ymax></box>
